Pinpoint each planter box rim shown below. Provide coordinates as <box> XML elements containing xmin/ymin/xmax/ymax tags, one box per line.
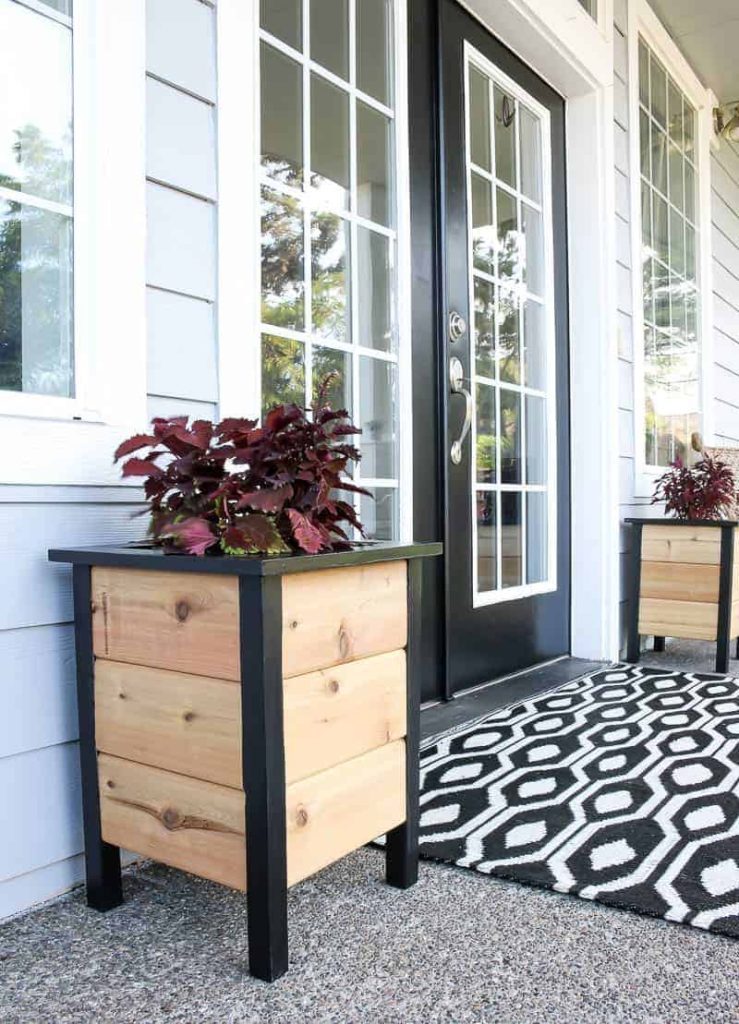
<box><xmin>625</xmin><ymin>518</ymin><xmax>739</xmax><ymax>527</ymax></box>
<box><xmin>49</xmin><ymin>540</ymin><xmax>442</xmax><ymax>576</ymax></box>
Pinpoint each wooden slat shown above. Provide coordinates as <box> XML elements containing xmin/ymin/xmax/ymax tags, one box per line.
<box><xmin>92</xmin><ymin>567</ymin><xmax>239</xmax><ymax>680</ymax></box>
<box><xmin>281</xmin><ymin>561</ymin><xmax>407</xmax><ymax>678</ymax></box>
<box><xmin>283</xmin><ymin>650</ymin><xmax>406</xmax><ymax>784</ymax></box>
<box><xmin>99</xmin><ymin>741</ymin><xmax>406</xmax><ymax>892</ymax></box>
<box><xmin>285</xmin><ymin>740</ymin><xmax>405</xmax><ymax>887</ymax></box>
<box><xmin>732</xmin><ymin>602</ymin><xmax>739</xmax><ymax>638</ymax></box>
<box><xmin>95</xmin><ymin>660</ymin><xmax>241</xmax><ymax>788</ymax></box>
<box><xmin>640</xmin><ymin>561</ymin><xmax>720</xmax><ymax>604</ymax></box>
<box><xmin>641</xmin><ymin>525</ymin><xmax>722</xmax><ymax>565</ymax></box>
<box><xmin>639</xmin><ymin>597</ymin><xmax>718</xmax><ymax>641</ymax></box>
<box><xmin>99</xmin><ymin>754</ymin><xmax>246</xmax><ymax>890</ymax></box>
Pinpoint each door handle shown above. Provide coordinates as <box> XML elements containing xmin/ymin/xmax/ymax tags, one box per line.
<box><xmin>449</xmin><ymin>356</ymin><xmax>472</xmax><ymax>465</ymax></box>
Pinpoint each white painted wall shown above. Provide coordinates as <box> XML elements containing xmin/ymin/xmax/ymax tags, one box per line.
<box><xmin>615</xmin><ymin>0</ymin><xmax>739</xmax><ymax>646</ymax></box>
<box><xmin>0</xmin><ymin>0</ymin><xmax>219</xmax><ymax>919</ymax></box>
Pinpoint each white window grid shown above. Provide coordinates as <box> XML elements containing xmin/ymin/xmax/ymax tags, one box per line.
<box><xmin>464</xmin><ymin>45</ymin><xmax>558</xmax><ymax>607</ymax></box>
<box><xmin>638</xmin><ymin>34</ymin><xmax>700</xmax><ymax>469</ymax></box>
<box><xmin>258</xmin><ymin>0</ymin><xmax>402</xmax><ymax>538</ymax></box>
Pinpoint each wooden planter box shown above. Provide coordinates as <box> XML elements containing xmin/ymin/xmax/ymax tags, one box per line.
<box><xmin>625</xmin><ymin>518</ymin><xmax>739</xmax><ymax>672</ymax></box>
<box><xmin>49</xmin><ymin>542</ymin><xmax>441</xmax><ymax>981</ymax></box>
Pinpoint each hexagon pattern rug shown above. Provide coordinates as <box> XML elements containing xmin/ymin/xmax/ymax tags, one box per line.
<box><xmin>419</xmin><ymin>664</ymin><xmax>739</xmax><ymax>938</ymax></box>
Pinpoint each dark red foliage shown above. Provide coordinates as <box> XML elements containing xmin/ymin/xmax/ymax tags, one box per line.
<box><xmin>113</xmin><ymin>379</ymin><xmax>369</xmax><ymax>556</ymax></box>
<box><xmin>651</xmin><ymin>455</ymin><xmax>739</xmax><ymax>521</ymax></box>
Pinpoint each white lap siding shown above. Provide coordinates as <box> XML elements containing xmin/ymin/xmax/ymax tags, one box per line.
<box><xmin>0</xmin><ymin>0</ymin><xmax>219</xmax><ymax>919</ymax></box>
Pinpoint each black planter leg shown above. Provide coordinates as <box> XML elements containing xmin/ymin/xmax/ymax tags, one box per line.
<box><xmin>72</xmin><ymin>565</ymin><xmax>123</xmax><ymax>912</ymax></box>
<box><xmin>716</xmin><ymin>525</ymin><xmax>734</xmax><ymax>676</ymax></box>
<box><xmin>386</xmin><ymin>560</ymin><xmax>422</xmax><ymax>889</ymax></box>
<box><xmin>626</xmin><ymin>524</ymin><xmax>643</xmax><ymax>664</ymax></box>
<box><xmin>240</xmin><ymin>576</ymin><xmax>288</xmax><ymax>982</ymax></box>
<box><xmin>735</xmin><ymin>637</ymin><xmax>739</xmax><ymax>661</ymax></box>
<box><xmin>653</xmin><ymin>636</ymin><xmax>666</xmax><ymax>652</ymax></box>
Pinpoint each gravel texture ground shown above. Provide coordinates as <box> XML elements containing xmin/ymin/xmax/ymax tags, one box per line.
<box><xmin>1</xmin><ymin>849</ymin><xmax>737</xmax><ymax>1024</ymax></box>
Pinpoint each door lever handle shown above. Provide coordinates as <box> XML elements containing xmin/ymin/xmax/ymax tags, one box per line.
<box><xmin>449</xmin><ymin>356</ymin><xmax>472</xmax><ymax>465</ymax></box>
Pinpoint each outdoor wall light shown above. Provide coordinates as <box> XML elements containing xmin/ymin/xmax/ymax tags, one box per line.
<box><xmin>714</xmin><ymin>102</ymin><xmax>739</xmax><ymax>142</ymax></box>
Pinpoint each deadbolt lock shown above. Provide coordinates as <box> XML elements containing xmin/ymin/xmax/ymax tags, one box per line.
<box><xmin>448</xmin><ymin>310</ymin><xmax>467</xmax><ymax>342</ymax></box>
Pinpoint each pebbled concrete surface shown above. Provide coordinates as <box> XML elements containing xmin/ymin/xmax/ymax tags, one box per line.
<box><xmin>1</xmin><ymin>849</ymin><xmax>738</xmax><ymax>1024</ymax></box>
<box><xmin>643</xmin><ymin>637</ymin><xmax>738</xmax><ymax>677</ymax></box>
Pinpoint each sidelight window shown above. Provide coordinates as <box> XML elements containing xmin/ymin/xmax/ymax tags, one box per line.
<box><xmin>259</xmin><ymin>0</ymin><xmax>402</xmax><ymax>540</ymax></box>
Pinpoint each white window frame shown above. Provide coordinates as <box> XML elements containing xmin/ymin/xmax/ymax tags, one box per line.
<box><xmin>0</xmin><ymin>0</ymin><xmax>147</xmax><ymax>484</ymax></box>
<box><xmin>217</xmin><ymin>0</ymin><xmax>413</xmax><ymax>541</ymax></box>
<box><xmin>627</xmin><ymin>0</ymin><xmax>714</xmax><ymax>498</ymax></box>
<box><xmin>463</xmin><ymin>45</ymin><xmax>558</xmax><ymax>608</ymax></box>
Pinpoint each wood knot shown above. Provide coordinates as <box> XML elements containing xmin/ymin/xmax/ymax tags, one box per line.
<box><xmin>295</xmin><ymin>805</ymin><xmax>309</xmax><ymax>828</ymax></box>
<box><xmin>118</xmin><ymin>691</ymin><xmax>126</xmax><ymax>700</ymax></box>
<box><xmin>327</xmin><ymin>678</ymin><xmax>340</xmax><ymax>695</ymax></box>
<box><xmin>90</xmin><ymin>601</ymin><xmax>98</xmax><ymax>615</ymax></box>
<box><xmin>174</xmin><ymin>600</ymin><xmax>190</xmax><ymax>623</ymax></box>
<box><xmin>290</xmin><ymin>619</ymin><xmax>299</xmax><ymax>630</ymax></box>
<box><xmin>106</xmin><ymin>779</ymin><xmax>115</xmax><ymax>790</ymax></box>
<box><xmin>338</xmin><ymin>623</ymin><xmax>352</xmax><ymax>660</ymax></box>
<box><xmin>182</xmin><ymin>710</ymin><xmax>195</xmax><ymax>723</ymax></box>
<box><xmin>161</xmin><ymin>808</ymin><xmax>181</xmax><ymax>830</ymax></box>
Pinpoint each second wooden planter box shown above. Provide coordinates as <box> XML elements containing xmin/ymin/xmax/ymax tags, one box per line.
<box><xmin>49</xmin><ymin>541</ymin><xmax>441</xmax><ymax>981</ymax></box>
<box><xmin>626</xmin><ymin>518</ymin><xmax>739</xmax><ymax>671</ymax></box>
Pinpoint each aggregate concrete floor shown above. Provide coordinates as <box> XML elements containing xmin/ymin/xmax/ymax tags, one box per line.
<box><xmin>1</xmin><ymin>849</ymin><xmax>738</xmax><ymax>1024</ymax></box>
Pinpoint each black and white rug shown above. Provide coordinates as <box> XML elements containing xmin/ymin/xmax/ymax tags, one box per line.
<box><xmin>419</xmin><ymin>664</ymin><xmax>739</xmax><ymax>938</ymax></box>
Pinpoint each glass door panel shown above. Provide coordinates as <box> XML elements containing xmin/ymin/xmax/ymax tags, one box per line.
<box><xmin>465</xmin><ymin>50</ymin><xmax>556</xmax><ymax>605</ymax></box>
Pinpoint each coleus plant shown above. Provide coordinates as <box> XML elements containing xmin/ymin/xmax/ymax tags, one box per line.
<box><xmin>114</xmin><ymin>378</ymin><xmax>369</xmax><ymax>556</ymax></box>
<box><xmin>651</xmin><ymin>454</ymin><xmax>739</xmax><ymax>521</ymax></box>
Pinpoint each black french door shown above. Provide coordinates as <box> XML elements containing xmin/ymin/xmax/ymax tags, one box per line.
<box><xmin>408</xmin><ymin>0</ymin><xmax>571</xmax><ymax>701</ymax></box>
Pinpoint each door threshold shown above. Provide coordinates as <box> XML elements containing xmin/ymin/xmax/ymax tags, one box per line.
<box><xmin>421</xmin><ymin>656</ymin><xmax>605</xmax><ymax>744</ymax></box>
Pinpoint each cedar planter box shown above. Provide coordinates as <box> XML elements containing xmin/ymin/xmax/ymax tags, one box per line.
<box><xmin>49</xmin><ymin>542</ymin><xmax>441</xmax><ymax>981</ymax></box>
<box><xmin>625</xmin><ymin>518</ymin><xmax>739</xmax><ymax>672</ymax></box>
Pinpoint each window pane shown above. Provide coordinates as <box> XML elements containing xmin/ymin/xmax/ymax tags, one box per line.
<box><xmin>474</xmin><ymin>277</ymin><xmax>496</xmax><ymax>379</ymax></box>
<box><xmin>311</xmin><ymin>75</ymin><xmax>349</xmax><ymax>208</ymax></box>
<box><xmin>527</xmin><ymin>492</ymin><xmax>548</xmax><ymax>585</ymax></box>
<box><xmin>359</xmin><ymin>356</ymin><xmax>396</xmax><ymax>478</ymax></box>
<box><xmin>311</xmin><ymin>212</ymin><xmax>350</xmax><ymax>342</ymax></box>
<box><xmin>261</xmin><ymin>188</ymin><xmax>305</xmax><ymax>330</ymax></box>
<box><xmin>523</xmin><ymin>299</ymin><xmax>546</xmax><ymax>391</ymax></box>
<box><xmin>261</xmin><ymin>0</ymin><xmax>302</xmax><ymax>50</ymax></box>
<box><xmin>261</xmin><ymin>334</ymin><xmax>305</xmax><ymax>415</ymax></box>
<box><xmin>522</xmin><ymin>204</ymin><xmax>544</xmax><ymax>296</ymax></box>
<box><xmin>0</xmin><ymin>2</ymin><xmax>72</xmax><ymax>204</ymax></box>
<box><xmin>471</xmin><ymin>174</ymin><xmax>495</xmax><ymax>275</ymax></box>
<box><xmin>312</xmin><ymin>345</ymin><xmax>351</xmax><ymax>410</ymax></box>
<box><xmin>476</xmin><ymin>384</ymin><xmax>496</xmax><ymax>484</ymax></box>
<box><xmin>639</xmin><ymin>40</ymin><xmax>650</xmax><ymax>108</ymax></box>
<box><xmin>519</xmin><ymin>107</ymin><xmax>541</xmax><ymax>203</ymax></box>
<box><xmin>310</xmin><ymin>0</ymin><xmax>348</xmax><ymax>80</ymax></box>
<box><xmin>493</xmin><ymin>87</ymin><xmax>516</xmax><ymax>188</ymax></box>
<box><xmin>496</xmin><ymin>187</ymin><xmax>518</xmax><ymax>282</ymax></box>
<box><xmin>39</xmin><ymin>1</ymin><xmax>72</xmax><ymax>12</ymax></box>
<box><xmin>525</xmin><ymin>395</ymin><xmax>547</xmax><ymax>485</ymax></box>
<box><xmin>476</xmin><ymin>492</ymin><xmax>497</xmax><ymax>592</ymax></box>
<box><xmin>356</xmin><ymin>0</ymin><xmax>393</xmax><ymax>106</ymax></box>
<box><xmin>357</xmin><ymin>103</ymin><xmax>393</xmax><ymax>227</ymax></box>
<box><xmin>360</xmin><ymin>487</ymin><xmax>397</xmax><ymax>541</ymax></box>
<box><xmin>500</xmin><ymin>389</ymin><xmax>521</xmax><ymax>484</ymax></box>
<box><xmin>261</xmin><ymin>44</ymin><xmax>303</xmax><ymax>187</ymax></box>
<box><xmin>668</xmin><ymin>142</ymin><xmax>684</xmax><ymax>212</ymax></box>
<box><xmin>469</xmin><ymin>67</ymin><xmax>491</xmax><ymax>172</ymax></box>
<box><xmin>0</xmin><ymin>201</ymin><xmax>73</xmax><ymax>396</ymax></box>
<box><xmin>357</xmin><ymin>227</ymin><xmax>393</xmax><ymax>352</ymax></box>
<box><xmin>498</xmin><ymin>289</ymin><xmax>520</xmax><ymax>384</ymax></box>
<box><xmin>651</xmin><ymin>55</ymin><xmax>667</xmax><ymax>128</ymax></box>
<box><xmin>501</xmin><ymin>492</ymin><xmax>523</xmax><ymax>588</ymax></box>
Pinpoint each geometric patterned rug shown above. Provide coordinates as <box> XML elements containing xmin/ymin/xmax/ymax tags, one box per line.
<box><xmin>419</xmin><ymin>664</ymin><xmax>739</xmax><ymax>939</ymax></box>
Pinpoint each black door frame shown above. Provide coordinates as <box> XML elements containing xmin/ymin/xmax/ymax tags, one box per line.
<box><xmin>408</xmin><ymin>0</ymin><xmax>571</xmax><ymax>704</ymax></box>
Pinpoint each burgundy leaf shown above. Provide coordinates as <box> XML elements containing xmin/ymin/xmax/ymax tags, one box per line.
<box><xmin>113</xmin><ymin>433</ymin><xmax>157</xmax><ymax>461</ymax></box>
<box><xmin>159</xmin><ymin>517</ymin><xmax>217</xmax><ymax>556</ymax></box>
<box><xmin>121</xmin><ymin>457</ymin><xmax>165</xmax><ymax>478</ymax></box>
<box><xmin>286</xmin><ymin>509</ymin><xmax>325</xmax><ymax>554</ymax></box>
<box><xmin>236</xmin><ymin>483</ymin><xmax>294</xmax><ymax>512</ymax></box>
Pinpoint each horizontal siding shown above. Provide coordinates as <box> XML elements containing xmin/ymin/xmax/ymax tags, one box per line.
<box><xmin>0</xmin><ymin>0</ymin><xmax>220</xmax><ymax>920</ymax></box>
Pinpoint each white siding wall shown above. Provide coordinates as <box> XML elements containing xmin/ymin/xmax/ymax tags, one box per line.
<box><xmin>615</xmin><ymin>0</ymin><xmax>739</xmax><ymax>648</ymax></box>
<box><xmin>0</xmin><ymin>0</ymin><xmax>219</xmax><ymax>919</ymax></box>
